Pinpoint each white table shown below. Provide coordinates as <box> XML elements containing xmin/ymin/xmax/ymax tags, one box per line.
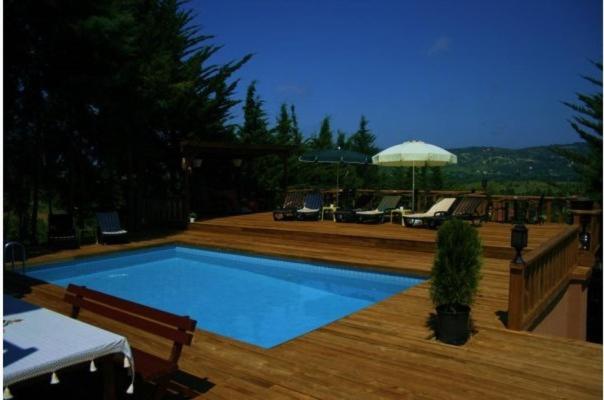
<box><xmin>389</xmin><ymin>208</ymin><xmax>411</xmax><ymax>225</ymax></box>
<box><xmin>3</xmin><ymin>295</ymin><xmax>133</xmax><ymax>397</ymax></box>
<box><xmin>321</xmin><ymin>205</ymin><xmax>338</xmax><ymax>221</ymax></box>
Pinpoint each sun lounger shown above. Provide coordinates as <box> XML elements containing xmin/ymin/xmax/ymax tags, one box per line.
<box><xmin>355</xmin><ymin>195</ymin><xmax>402</xmax><ymax>224</ymax></box>
<box><xmin>296</xmin><ymin>192</ymin><xmax>324</xmax><ymax>221</ymax></box>
<box><xmin>48</xmin><ymin>213</ymin><xmax>79</xmax><ymax>248</ymax></box>
<box><xmin>334</xmin><ymin>191</ymin><xmax>375</xmax><ymax>223</ymax></box>
<box><xmin>96</xmin><ymin>211</ymin><xmax>129</xmax><ymax>244</ymax></box>
<box><xmin>402</xmin><ymin>198</ymin><xmax>457</xmax><ymax>228</ymax></box>
<box><xmin>417</xmin><ymin>197</ymin><xmax>487</xmax><ymax>228</ymax></box>
<box><xmin>273</xmin><ymin>191</ymin><xmax>306</xmax><ymax>221</ymax></box>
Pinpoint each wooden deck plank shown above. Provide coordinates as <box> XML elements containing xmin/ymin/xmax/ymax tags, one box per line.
<box><xmin>9</xmin><ymin>213</ymin><xmax>601</xmax><ymax>399</ymax></box>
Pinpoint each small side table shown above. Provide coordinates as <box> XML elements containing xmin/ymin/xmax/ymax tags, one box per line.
<box><xmin>389</xmin><ymin>208</ymin><xmax>410</xmax><ymax>226</ymax></box>
<box><xmin>321</xmin><ymin>205</ymin><xmax>338</xmax><ymax>221</ymax></box>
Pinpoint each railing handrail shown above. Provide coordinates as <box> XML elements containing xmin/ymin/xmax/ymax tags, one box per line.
<box><xmin>521</xmin><ymin>225</ymin><xmax>579</xmax><ymax>267</ymax></box>
<box><xmin>508</xmin><ymin>225</ymin><xmax>579</xmax><ymax>331</ymax></box>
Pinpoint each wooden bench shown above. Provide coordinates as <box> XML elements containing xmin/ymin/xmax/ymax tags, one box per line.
<box><xmin>64</xmin><ymin>284</ymin><xmax>197</xmax><ymax>400</ymax></box>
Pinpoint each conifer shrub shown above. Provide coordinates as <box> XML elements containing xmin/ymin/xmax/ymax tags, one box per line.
<box><xmin>430</xmin><ymin>218</ymin><xmax>483</xmax><ymax>311</ymax></box>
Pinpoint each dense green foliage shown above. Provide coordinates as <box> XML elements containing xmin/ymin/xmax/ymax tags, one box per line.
<box><xmin>430</xmin><ymin>219</ymin><xmax>483</xmax><ymax>309</ymax></box>
<box><xmin>4</xmin><ymin>0</ymin><xmax>250</xmax><ymax>242</ymax></box>
<box><xmin>553</xmin><ymin>62</ymin><xmax>602</xmax><ymax>202</ymax></box>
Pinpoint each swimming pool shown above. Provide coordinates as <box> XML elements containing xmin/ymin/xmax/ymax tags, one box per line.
<box><xmin>28</xmin><ymin>246</ymin><xmax>424</xmax><ymax>348</ymax></box>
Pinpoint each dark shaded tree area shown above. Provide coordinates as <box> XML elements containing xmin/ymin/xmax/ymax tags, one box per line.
<box><xmin>4</xmin><ymin>0</ymin><xmax>250</xmax><ymax>242</ymax></box>
<box><xmin>236</xmin><ymin>89</ymin><xmax>448</xmax><ymax>204</ymax></box>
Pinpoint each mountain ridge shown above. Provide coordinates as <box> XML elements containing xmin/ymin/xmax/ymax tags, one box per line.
<box><xmin>442</xmin><ymin>142</ymin><xmax>587</xmax><ymax>183</ymax></box>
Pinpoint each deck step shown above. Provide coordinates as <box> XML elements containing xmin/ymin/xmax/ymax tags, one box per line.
<box><xmin>189</xmin><ymin>219</ymin><xmax>516</xmax><ymax>260</ymax></box>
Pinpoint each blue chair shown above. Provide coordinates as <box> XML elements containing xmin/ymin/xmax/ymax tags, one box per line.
<box><xmin>96</xmin><ymin>212</ymin><xmax>129</xmax><ymax>244</ymax></box>
<box><xmin>296</xmin><ymin>192</ymin><xmax>324</xmax><ymax>221</ymax></box>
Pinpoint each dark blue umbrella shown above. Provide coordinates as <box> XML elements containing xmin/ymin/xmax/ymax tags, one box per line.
<box><xmin>299</xmin><ymin>148</ymin><xmax>372</xmax><ymax>207</ymax></box>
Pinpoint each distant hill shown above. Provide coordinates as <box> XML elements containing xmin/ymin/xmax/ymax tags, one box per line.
<box><xmin>444</xmin><ymin>142</ymin><xmax>588</xmax><ymax>183</ymax></box>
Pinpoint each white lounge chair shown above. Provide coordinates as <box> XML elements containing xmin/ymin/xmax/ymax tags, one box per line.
<box><xmin>402</xmin><ymin>198</ymin><xmax>457</xmax><ymax>227</ymax></box>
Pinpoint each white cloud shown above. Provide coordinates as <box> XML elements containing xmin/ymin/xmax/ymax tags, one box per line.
<box><xmin>427</xmin><ymin>36</ymin><xmax>451</xmax><ymax>56</ymax></box>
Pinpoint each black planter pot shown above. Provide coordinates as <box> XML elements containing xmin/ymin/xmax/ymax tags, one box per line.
<box><xmin>436</xmin><ymin>304</ymin><xmax>471</xmax><ymax>345</ymax></box>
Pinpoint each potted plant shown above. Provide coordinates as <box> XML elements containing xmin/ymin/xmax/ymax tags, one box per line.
<box><xmin>430</xmin><ymin>218</ymin><xmax>482</xmax><ymax>345</ymax></box>
<box><xmin>189</xmin><ymin>212</ymin><xmax>197</xmax><ymax>223</ymax></box>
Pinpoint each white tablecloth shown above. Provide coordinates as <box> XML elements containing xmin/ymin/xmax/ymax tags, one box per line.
<box><xmin>3</xmin><ymin>295</ymin><xmax>133</xmax><ymax>387</ymax></box>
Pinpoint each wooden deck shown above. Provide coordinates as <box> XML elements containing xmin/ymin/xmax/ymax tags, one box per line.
<box><xmin>9</xmin><ymin>213</ymin><xmax>602</xmax><ymax>399</ymax></box>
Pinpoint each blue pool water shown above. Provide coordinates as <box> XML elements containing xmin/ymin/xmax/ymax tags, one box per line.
<box><xmin>27</xmin><ymin>246</ymin><xmax>424</xmax><ymax>348</ymax></box>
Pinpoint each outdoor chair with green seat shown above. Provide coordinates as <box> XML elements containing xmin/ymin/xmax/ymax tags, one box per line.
<box><xmin>273</xmin><ymin>191</ymin><xmax>307</xmax><ymax>221</ymax></box>
<box><xmin>296</xmin><ymin>191</ymin><xmax>324</xmax><ymax>221</ymax></box>
<box><xmin>402</xmin><ymin>197</ymin><xmax>457</xmax><ymax>228</ymax></box>
<box><xmin>423</xmin><ymin>196</ymin><xmax>488</xmax><ymax>229</ymax></box>
<box><xmin>354</xmin><ymin>195</ymin><xmax>402</xmax><ymax>224</ymax></box>
<box><xmin>334</xmin><ymin>191</ymin><xmax>374</xmax><ymax>223</ymax></box>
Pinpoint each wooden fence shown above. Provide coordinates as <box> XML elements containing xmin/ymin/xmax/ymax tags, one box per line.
<box><xmin>507</xmin><ymin>225</ymin><xmax>580</xmax><ymax>331</ymax></box>
<box><xmin>141</xmin><ymin>197</ymin><xmax>187</xmax><ymax>228</ymax></box>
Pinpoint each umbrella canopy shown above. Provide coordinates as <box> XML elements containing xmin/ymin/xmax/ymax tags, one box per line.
<box><xmin>299</xmin><ymin>148</ymin><xmax>371</xmax><ymax>207</ymax></box>
<box><xmin>372</xmin><ymin>140</ymin><xmax>457</xmax><ymax>211</ymax></box>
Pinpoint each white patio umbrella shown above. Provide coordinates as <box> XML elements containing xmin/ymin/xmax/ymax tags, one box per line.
<box><xmin>372</xmin><ymin>140</ymin><xmax>457</xmax><ymax>211</ymax></box>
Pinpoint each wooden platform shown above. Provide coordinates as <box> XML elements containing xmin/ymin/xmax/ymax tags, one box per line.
<box><xmin>10</xmin><ymin>213</ymin><xmax>602</xmax><ymax>399</ymax></box>
<box><xmin>190</xmin><ymin>213</ymin><xmax>569</xmax><ymax>260</ymax></box>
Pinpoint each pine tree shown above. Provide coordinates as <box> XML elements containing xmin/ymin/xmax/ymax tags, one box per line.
<box><xmin>553</xmin><ymin>62</ymin><xmax>602</xmax><ymax>201</ymax></box>
<box><xmin>313</xmin><ymin>116</ymin><xmax>333</xmax><ymax>149</ymax></box>
<box><xmin>290</xmin><ymin>104</ymin><xmax>303</xmax><ymax>146</ymax></box>
<box><xmin>349</xmin><ymin>115</ymin><xmax>379</xmax><ymax>155</ymax></box>
<box><xmin>240</xmin><ymin>81</ymin><xmax>271</xmax><ymax>144</ymax></box>
<box><xmin>336</xmin><ymin>130</ymin><xmax>348</xmax><ymax>149</ymax></box>
<box><xmin>274</xmin><ymin>103</ymin><xmax>292</xmax><ymax>145</ymax></box>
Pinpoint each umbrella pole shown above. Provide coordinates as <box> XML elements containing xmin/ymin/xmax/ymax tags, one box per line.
<box><xmin>412</xmin><ymin>161</ymin><xmax>415</xmax><ymax>212</ymax></box>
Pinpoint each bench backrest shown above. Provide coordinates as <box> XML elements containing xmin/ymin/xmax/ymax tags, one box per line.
<box><xmin>283</xmin><ymin>191</ymin><xmax>306</xmax><ymax>209</ymax></box>
<box><xmin>376</xmin><ymin>195</ymin><xmax>402</xmax><ymax>212</ymax></box>
<box><xmin>64</xmin><ymin>284</ymin><xmax>196</xmax><ymax>363</ymax></box>
<box><xmin>302</xmin><ymin>192</ymin><xmax>323</xmax><ymax>210</ymax></box>
<box><xmin>96</xmin><ymin>212</ymin><xmax>123</xmax><ymax>232</ymax></box>
<box><xmin>426</xmin><ymin>197</ymin><xmax>457</xmax><ymax>216</ymax></box>
<box><xmin>451</xmin><ymin>197</ymin><xmax>484</xmax><ymax>217</ymax></box>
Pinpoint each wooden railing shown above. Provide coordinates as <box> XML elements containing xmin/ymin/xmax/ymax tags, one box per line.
<box><xmin>141</xmin><ymin>197</ymin><xmax>187</xmax><ymax>228</ymax></box>
<box><xmin>507</xmin><ymin>225</ymin><xmax>580</xmax><ymax>331</ymax></box>
<box><xmin>488</xmin><ymin>195</ymin><xmax>577</xmax><ymax>224</ymax></box>
<box><xmin>292</xmin><ymin>187</ymin><xmax>576</xmax><ymax>223</ymax></box>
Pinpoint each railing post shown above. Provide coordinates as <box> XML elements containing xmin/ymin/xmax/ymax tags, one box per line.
<box><xmin>508</xmin><ymin>263</ymin><xmax>525</xmax><ymax>330</ymax></box>
<box><xmin>508</xmin><ymin>223</ymin><xmax>529</xmax><ymax>330</ymax></box>
<box><xmin>570</xmin><ymin>209</ymin><xmax>602</xmax><ymax>267</ymax></box>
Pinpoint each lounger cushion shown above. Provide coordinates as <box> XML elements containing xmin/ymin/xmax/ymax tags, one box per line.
<box><xmin>357</xmin><ymin>212</ymin><xmax>385</xmax><ymax>223</ymax></box>
<box><xmin>355</xmin><ymin>209</ymin><xmax>383</xmax><ymax>215</ymax></box>
<box><xmin>102</xmin><ymin>230</ymin><xmax>128</xmax><ymax>235</ymax></box>
<box><xmin>297</xmin><ymin>207</ymin><xmax>320</xmax><ymax>214</ymax></box>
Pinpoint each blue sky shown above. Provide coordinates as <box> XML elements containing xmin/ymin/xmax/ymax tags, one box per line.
<box><xmin>187</xmin><ymin>0</ymin><xmax>602</xmax><ymax>149</ymax></box>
